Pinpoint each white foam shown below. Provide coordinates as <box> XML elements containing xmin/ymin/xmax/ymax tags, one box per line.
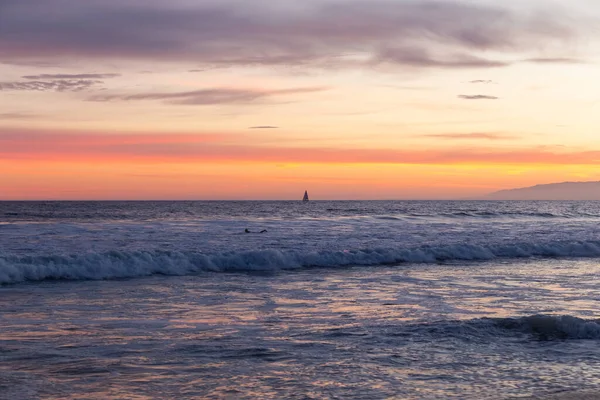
<box><xmin>495</xmin><ymin>315</ymin><xmax>600</xmax><ymax>340</ymax></box>
<box><xmin>3</xmin><ymin>239</ymin><xmax>600</xmax><ymax>284</ymax></box>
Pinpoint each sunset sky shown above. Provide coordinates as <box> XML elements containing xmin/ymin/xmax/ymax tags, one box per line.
<box><xmin>1</xmin><ymin>0</ymin><xmax>600</xmax><ymax>200</ymax></box>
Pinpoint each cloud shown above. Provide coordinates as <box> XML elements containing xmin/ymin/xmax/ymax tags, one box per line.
<box><xmin>88</xmin><ymin>87</ymin><xmax>328</xmax><ymax>105</ymax></box>
<box><xmin>188</xmin><ymin>68</ymin><xmax>221</xmax><ymax>73</ymax></box>
<box><xmin>423</xmin><ymin>133</ymin><xmax>518</xmax><ymax>140</ymax></box>
<box><xmin>469</xmin><ymin>80</ymin><xmax>495</xmax><ymax>84</ymax></box>
<box><xmin>0</xmin><ymin>79</ymin><xmax>101</xmax><ymax>92</ymax></box>
<box><xmin>0</xmin><ymin>0</ymin><xmax>581</xmax><ymax>71</ymax></box>
<box><xmin>0</xmin><ymin>128</ymin><xmax>234</xmax><ymax>151</ymax></box>
<box><xmin>524</xmin><ymin>57</ymin><xmax>585</xmax><ymax>64</ymax></box>
<box><xmin>458</xmin><ymin>95</ymin><xmax>499</xmax><ymax>100</ymax></box>
<box><xmin>377</xmin><ymin>47</ymin><xmax>509</xmax><ymax>68</ymax></box>
<box><xmin>249</xmin><ymin>126</ymin><xmax>279</xmax><ymax>129</ymax></box>
<box><xmin>0</xmin><ymin>112</ymin><xmax>40</xmax><ymax>120</ymax></box>
<box><xmin>1</xmin><ymin>128</ymin><xmax>599</xmax><ymax>166</ymax></box>
<box><xmin>21</xmin><ymin>73</ymin><xmax>120</xmax><ymax>79</ymax></box>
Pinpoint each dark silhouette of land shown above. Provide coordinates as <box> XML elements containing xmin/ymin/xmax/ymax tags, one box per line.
<box><xmin>483</xmin><ymin>181</ymin><xmax>600</xmax><ymax>200</ymax></box>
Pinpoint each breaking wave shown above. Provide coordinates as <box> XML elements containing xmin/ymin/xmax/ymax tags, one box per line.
<box><xmin>494</xmin><ymin>315</ymin><xmax>600</xmax><ymax>340</ymax></box>
<box><xmin>2</xmin><ymin>239</ymin><xmax>600</xmax><ymax>284</ymax></box>
<box><xmin>416</xmin><ymin>315</ymin><xmax>600</xmax><ymax>341</ymax></box>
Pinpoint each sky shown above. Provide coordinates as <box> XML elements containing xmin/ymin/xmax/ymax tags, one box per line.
<box><xmin>1</xmin><ymin>0</ymin><xmax>600</xmax><ymax>200</ymax></box>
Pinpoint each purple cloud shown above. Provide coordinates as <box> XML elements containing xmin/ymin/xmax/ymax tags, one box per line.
<box><xmin>0</xmin><ymin>0</ymin><xmax>581</xmax><ymax>70</ymax></box>
<box><xmin>377</xmin><ymin>47</ymin><xmax>509</xmax><ymax>68</ymax></box>
<box><xmin>0</xmin><ymin>79</ymin><xmax>101</xmax><ymax>92</ymax></box>
<box><xmin>88</xmin><ymin>87</ymin><xmax>328</xmax><ymax>105</ymax></box>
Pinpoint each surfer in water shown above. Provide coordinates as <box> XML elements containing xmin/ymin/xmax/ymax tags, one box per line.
<box><xmin>244</xmin><ymin>229</ymin><xmax>268</xmax><ymax>233</ymax></box>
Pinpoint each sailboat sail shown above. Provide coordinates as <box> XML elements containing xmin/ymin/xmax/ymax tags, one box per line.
<box><xmin>303</xmin><ymin>190</ymin><xmax>309</xmax><ymax>202</ymax></box>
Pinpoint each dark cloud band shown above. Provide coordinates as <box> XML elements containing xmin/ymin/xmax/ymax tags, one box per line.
<box><xmin>0</xmin><ymin>0</ymin><xmax>580</xmax><ymax>70</ymax></box>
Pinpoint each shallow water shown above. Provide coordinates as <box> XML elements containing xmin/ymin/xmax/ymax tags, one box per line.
<box><xmin>2</xmin><ymin>201</ymin><xmax>600</xmax><ymax>283</ymax></box>
<box><xmin>2</xmin><ymin>258</ymin><xmax>600</xmax><ymax>399</ymax></box>
<box><xmin>2</xmin><ymin>201</ymin><xmax>600</xmax><ymax>398</ymax></box>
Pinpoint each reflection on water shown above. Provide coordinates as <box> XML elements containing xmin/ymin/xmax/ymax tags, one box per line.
<box><xmin>1</xmin><ymin>259</ymin><xmax>600</xmax><ymax>399</ymax></box>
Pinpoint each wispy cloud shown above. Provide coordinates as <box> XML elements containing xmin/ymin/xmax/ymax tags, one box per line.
<box><xmin>0</xmin><ymin>112</ymin><xmax>40</xmax><ymax>120</ymax></box>
<box><xmin>377</xmin><ymin>48</ymin><xmax>509</xmax><ymax>68</ymax></box>
<box><xmin>525</xmin><ymin>57</ymin><xmax>585</xmax><ymax>64</ymax></box>
<box><xmin>423</xmin><ymin>133</ymin><xmax>517</xmax><ymax>140</ymax></box>
<box><xmin>469</xmin><ymin>80</ymin><xmax>495</xmax><ymax>84</ymax></box>
<box><xmin>249</xmin><ymin>126</ymin><xmax>279</xmax><ymax>129</ymax></box>
<box><xmin>0</xmin><ymin>0</ymin><xmax>582</xmax><ymax>71</ymax></box>
<box><xmin>1</xmin><ymin>128</ymin><xmax>598</xmax><ymax>166</ymax></box>
<box><xmin>458</xmin><ymin>95</ymin><xmax>499</xmax><ymax>100</ymax></box>
<box><xmin>0</xmin><ymin>80</ymin><xmax>101</xmax><ymax>92</ymax></box>
<box><xmin>88</xmin><ymin>87</ymin><xmax>328</xmax><ymax>105</ymax></box>
<box><xmin>22</xmin><ymin>73</ymin><xmax>120</xmax><ymax>79</ymax></box>
<box><xmin>0</xmin><ymin>128</ymin><xmax>235</xmax><ymax>149</ymax></box>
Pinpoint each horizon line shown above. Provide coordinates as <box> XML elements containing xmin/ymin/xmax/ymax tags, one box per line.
<box><xmin>0</xmin><ymin>198</ymin><xmax>589</xmax><ymax>202</ymax></box>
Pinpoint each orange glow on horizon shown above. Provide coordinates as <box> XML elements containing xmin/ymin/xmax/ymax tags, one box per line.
<box><xmin>2</xmin><ymin>154</ymin><xmax>599</xmax><ymax>200</ymax></box>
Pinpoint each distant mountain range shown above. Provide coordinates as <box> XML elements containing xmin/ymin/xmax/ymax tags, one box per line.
<box><xmin>483</xmin><ymin>181</ymin><xmax>600</xmax><ymax>200</ymax></box>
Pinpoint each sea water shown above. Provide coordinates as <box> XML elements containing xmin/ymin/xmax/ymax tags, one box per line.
<box><xmin>1</xmin><ymin>201</ymin><xmax>600</xmax><ymax>399</ymax></box>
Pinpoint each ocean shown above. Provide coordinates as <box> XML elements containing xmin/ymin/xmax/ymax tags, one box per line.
<box><xmin>1</xmin><ymin>200</ymin><xmax>600</xmax><ymax>399</ymax></box>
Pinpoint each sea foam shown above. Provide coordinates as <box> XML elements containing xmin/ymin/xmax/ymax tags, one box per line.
<box><xmin>2</xmin><ymin>239</ymin><xmax>600</xmax><ymax>284</ymax></box>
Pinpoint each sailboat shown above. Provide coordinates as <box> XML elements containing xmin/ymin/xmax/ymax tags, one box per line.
<box><xmin>302</xmin><ymin>190</ymin><xmax>309</xmax><ymax>202</ymax></box>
